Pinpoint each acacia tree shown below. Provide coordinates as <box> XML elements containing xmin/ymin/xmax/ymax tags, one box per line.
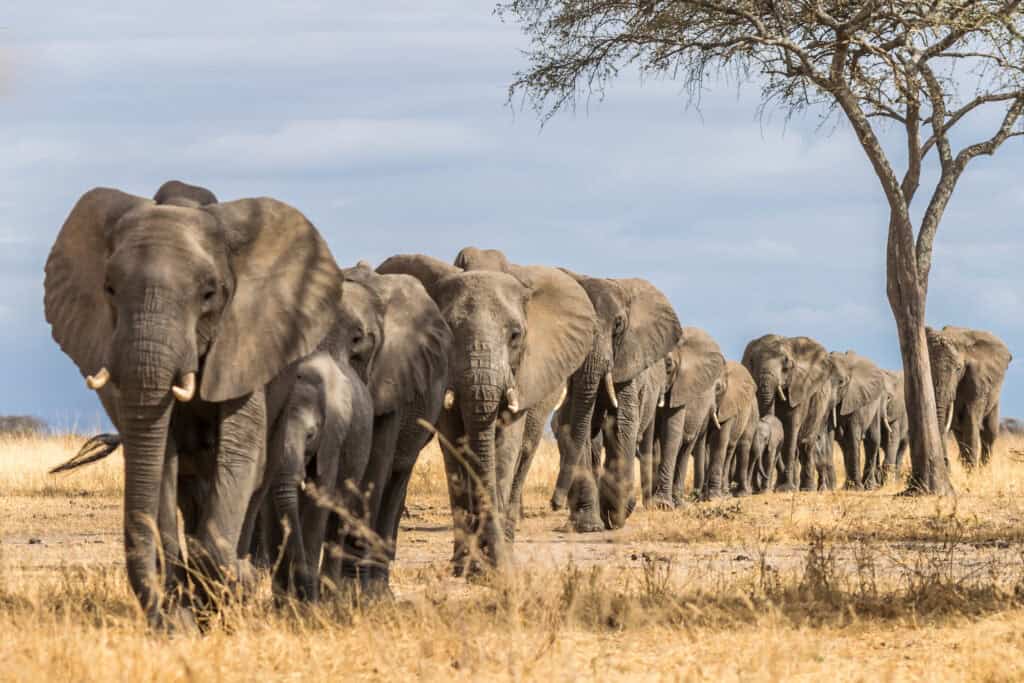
<box><xmin>500</xmin><ymin>1</ymin><xmax>1024</xmax><ymax>494</ymax></box>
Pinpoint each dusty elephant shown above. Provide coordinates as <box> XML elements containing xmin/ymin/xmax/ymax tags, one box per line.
<box><xmin>634</xmin><ymin>359</ymin><xmax>669</xmax><ymax>507</ymax></box>
<box><xmin>926</xmin><ymin>326</ymin><xmax>1012</xmax><ymax>468</ymax></box>
<box><xmin>704</xmin><ymin>361</ymin><xmax>758</xmax><ymax>499</ymax></box>
<box><xmin>878</xmin><ymin>370</ymin><xmax>909</xmax><ymax>483</ymax></box>
<box><xmin>827</xmin><ymin>351</ymin><xmax>886</xmax><ymax>489</ymax></box>
<box><xmin>742</xmin><ymin>335</ymin><xmax>833</xmax><ymax>492</ymax></box>
<box><xmin>45</xmin><ymin>183</ymin><xmax>342</xmax><ymax>626</ymax></box>
<box><xmin>377</xmin><ymin>254</ymin><xmax>596</xmax><ymax>574</ymax></box>
<box><xmin>748</xmin><ymin>414</ymin><xmax>784</xmax><ymax>493</ymax></box>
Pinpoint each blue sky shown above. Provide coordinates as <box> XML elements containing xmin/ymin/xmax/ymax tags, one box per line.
<box><xmin>1</xmin><ymin>2</ymin><xmax>1020</xmax><ymax>429</ymax></box>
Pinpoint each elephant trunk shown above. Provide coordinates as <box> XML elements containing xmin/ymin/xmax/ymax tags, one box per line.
<box><xmin>552</xmin><ymin>353</ymin><xmax>602</xmax><ymax>508</ymax></box>
<box><xmin>272</xmin><ymin>474</ymin><xmax>313</xmax><ymax>601</ymax></box>
<box><xmin>756</xmin><ymin>374</ymin><xmax>777</xmax><ymax>416</ymax></box>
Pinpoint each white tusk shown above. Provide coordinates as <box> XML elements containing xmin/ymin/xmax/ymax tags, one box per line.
<box><xmin>604</xmin><ymin>372</ymin><xmax>619</xmax><ymax>409</ymax></box>
<box><xmin>712</xmin><ymin>410</ymin><xmax>721</xmax><ymax>430</ymax></box>
<box><xmin>506</xmin><ymin>387</ymin><xmax>520</xmax><ymax>414</ymax></box>
<box><xmin>85</xmin><ymin>367</ymin><xmax>110</xmax><ymax>391</ymax></box>
<box><xmin>832</xmin><ymin>405</ymin><xmax>838</xmax><ymax>429</ymax></box>
<box><xmin>657</xmin><ymin>394</ymin><xmax>665</xmax><ymax>408</ymax></box>
<box><xmin>777</xmin><ymin>385</ymin><xmax>787</xmax><ymax>402</ymax></box>
<box><xmin>944</xmin><ymin>405</ymin><xmax>954</xmax><ymax>433</ymax></box>
<box><xmin>444</xmin><ymin>388</ymin><xmax>455</xmax><ymax>411</ymax></box>
<box><xmin>172</xmin><ymin>372</ymin><xmax>196</xmax><ymax>402</ymax></box>
<box><xmin>554</xmin><ymin>385</ymin><xmax>568</xmax><ymax>412</ymax></box>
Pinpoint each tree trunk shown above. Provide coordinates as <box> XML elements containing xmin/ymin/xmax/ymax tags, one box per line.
<box><xmin>886</xmin><ymin>214</ymin><xmax>954</xmax><ymax>496</ymax></box>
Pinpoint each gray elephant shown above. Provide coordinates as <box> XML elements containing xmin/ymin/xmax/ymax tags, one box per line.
<box><xmin>742</xmin><ymin>335</ymin><xmax>833</xmax><ymax>491</ymax></box>
<box><xmin>44</xmin><ymin>183</ymin><xmax>342</xmax><ymax>626</ymax></box>
<box><xmin>811</xmin><ymin>429</ymin><xmax>837</xmax><ymax>491</ymax></box>
<box><xmin>550</xmin><ymin>273</ymin><xmax>682</xmax><ymax>531</ymax></box>
<box><xmin>879</xmin><ymin>370</ymin><xmax>909</xmax><ymax>483</ymax></box>
<box><xmin>650</xmin><ymin>328</ymin><xmax>727</xmax><ymax>507</ymax></box>
<box><xmin>748</xmin><ymin>414</ymin><xmax>784</xmax><ymax>493</ymax></box>
<box><xmin>377</xmin><ymin>254</ymin><xmax>596</xmax><ymax>574</ymax></box>
<box><xmin>253</xmin><ymin>352</ymin><xmax>373</xmax><ymax>601</ymax></box>
<box><xmin>827</xmin><ymin>351</ymin><xmax>886</xmax><ymax>489</ymax></box>
<box><xmin>927</xmin><ymin>326</ymin><xmax>1012</xmax><ymax>468</ymax></box>
<box><xmin>315</xmin><ymin>263</ymin><xmax>453</xmax><ymax>594</ymax></box>
<box><xmin>705</xmin><ymin>361</ymin><xmax>758</xmax><ymax>498</ymax></box>
<box><xmin>634</xmin><ymin>359</ymin><xmax>669</xmax><ymax>507</ymax></box>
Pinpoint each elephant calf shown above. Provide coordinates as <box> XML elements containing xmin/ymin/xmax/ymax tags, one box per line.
<box><xmin>748</xmin><ymin>415</ymin><xmax>783</xmax><ymax>493</ymax></box>
<box><xmin>250</xmin><ymin>352</ymin><xmax>373</xmax><ymax>601</ymax></box>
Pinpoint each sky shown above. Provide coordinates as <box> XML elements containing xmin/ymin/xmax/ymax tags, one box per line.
<box><xmin>1</xmin><ymin>2</ymin><xmax>1020</xmax><ymax>430</ymax></box>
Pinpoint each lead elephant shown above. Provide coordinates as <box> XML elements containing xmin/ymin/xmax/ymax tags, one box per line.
<box><xmin>879</xmin><ymin>370</ymin><xmax>909</xmax><ymax>482</ymax></box>
<box><xmin>827</xmin><ymin>351</ymin><xmax>886</xmax><ymax>489</ymax></box>
<box><xmin>742</xmin><ymin>335</ymin><xmax>833</xmax><ymax>492</ymax></box>
<box><xmin>926</xmin><ymin>326</ymin><xmax>1012</xmax><ymax>468</ymax></box>
<box><xmin>377</xmin><ymin>254</ymin><xmax>596</xmax><ymax>573</ymax></box>
<box><xmin>44</xmin><ymin>183</ymin><xmax>342</xmax><ymax>626</ymax></box>
<box><xmin>651</xmin><ymin>328</ymin><xmax>726</xmax><ymax>507</ymax></box>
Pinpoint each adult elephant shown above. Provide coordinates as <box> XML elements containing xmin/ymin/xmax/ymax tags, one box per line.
<box><xmin>550</xmin><ymin>272</ymin><xmax>682</xmax><ymax>531</ymax></box>
<box><xmin>634</xmin><ymin>359</ymin><xmax>669</xmax><ymax>508</ymax></box>
<box><xmin>377</xmin><ymin>254</ymin><xmax>596</xmax><ymax>573</ymax></box>
<box><xmin>322</xmin><ymin>262</ymin><xmax>452</xmax><ymax>594</ymax></box>
<box><xmin>650</xmin><ymin>328</ymin><xmax>726</xmax><ymax>508</ymax></box>
<box><xmin>926</xmin><ymin>326</ymin><xmax>1012</xmax><ymax>468</ymax></box>
<box><xmin>742</xmin><ymin>335</ymin><xmax>832</xmax><ymax>492</ymax></box>
<box><xmin>703</xmin><ymin>361</ymin><xmax>758</xmax><ymax>498</ymax></box>
<box><xmin>827</xmin><ymin>351</ymin><xmax>886</xmax><ymax>489</ymax></box>
<box><xmin>44</xmin><ymin>185</ymin><xmax>341</xmax><ymax>625</ymax></box>
<box><xmin>879</xmin><ymin>370</ymin><xmax>909</xmax><ymax>482</ymax></box>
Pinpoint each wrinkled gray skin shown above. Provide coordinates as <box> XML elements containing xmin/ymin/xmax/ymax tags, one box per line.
<box><xmin>748</xmin><ymin>415</ymin><xmax>784</xmax><ymax>493</ymax></box>
<box><xmin>252</xmin><ymin>352</ymin><xmax>372</xmax><ymax>601</ymax></box>
<box><xmin>634</xmin><ymin>360</ymin><xmax>669</xmax><ymax>507</ymax></box>
<box><xmin>378</xmin><ymin>254</ymin><xmax>595</xmax><ymax>574</ymax></box>
<box><xmin>650</xmin><ymin>328</ymin><xmax>727</xmax><ymax>508</ymax></box>
<box><xmin>742</xmin><ymin>335</ymin><xmax>833</xmax><ymax>492</ymax></box>
<box><xmin>44</xmin><ymin>182</ymin><xmax>341</xmax><ymax>626</ymax></box>
<box><xmin>927</xmin><ymin>326</ymin><xmax>1012</xmax><ymax>468</ymax></box>
<box><xmin>827</xmin><ymin>351</ymin><xmax>886</xmax><ymax>489</ymax></box>
<box><xmin>704</xmin><ymin>361</ymin><xmax>758</xmax><ymax>499</ymax></box>
<box><xmin>879</xmin><ymin>370</ymin><xmax>909</xmax><ymax>483</ymax></box>
<box><xmin>811</xmin><ymin>430</ymin><xmax>837</xmax><ymax>491</ymax></box>
<box><xmin>318</xmin><ymin>263</ymin><xmax>452</xmax><ymax>594</ymax></box>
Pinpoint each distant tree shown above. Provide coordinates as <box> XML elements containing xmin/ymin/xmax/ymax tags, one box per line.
<box><xmin>500</xmin><ymin>1</ymin><xmax>1024</xmax><ymax>494</ymax></box>
<box><xmin>1003</xmin><ymin>418</ymin><xmax>1024</xmax><ymax>435</ymax></box>
<box><xmin>0</xmin><ymin>415</ymin><xmax>47</xmax><ymax>436</ymax></box>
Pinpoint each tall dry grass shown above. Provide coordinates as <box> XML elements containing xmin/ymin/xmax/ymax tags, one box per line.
<box><xmin>2</xmin><ymin>432</ymin><xmax>1024</xmax><ymax>680</ymax></box>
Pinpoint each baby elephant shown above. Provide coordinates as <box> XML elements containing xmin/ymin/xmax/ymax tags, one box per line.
<box><xmin>748</xmin><ymin>415</ymin><xmax>783</xmax><ymax>494</ymax></box>
<box><xmin>258</xmin><ymin>352</ymin><xmax>373</xmax><ymax>601</ymax></box>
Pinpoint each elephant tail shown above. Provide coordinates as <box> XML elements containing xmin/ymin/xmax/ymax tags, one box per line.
<box><xmin>49</xmin><ymin>433</ymin><xmax>122</xmax><ymax>474</ymax></box>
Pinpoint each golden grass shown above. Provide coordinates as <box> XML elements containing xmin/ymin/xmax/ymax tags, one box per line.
<box><xmin>2</xmin><ymin>433</ymin><xmax>1024</xmax><ymax>681</ymax></box>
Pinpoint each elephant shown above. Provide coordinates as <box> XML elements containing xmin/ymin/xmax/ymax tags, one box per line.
<box><xmin>811</xmin><ymin>429</ymin><xmax>837</xmax><ymax>491</ymax></box>
<box><xmin>633</xmin><ymin>359</ymin><xmax>669</xmax><ymax>507</ymax></box>
<box><xmin>748</xmin><ymin>414</ymin><xmax>784</xmax><ymax>493</ymax></box>
<box><xmin>827</xmin><ymin>351</ymin><xmax>886</xmax><ymax>489</ymax></box>
<box><xmin>879</xmin><ymin>370</ymin><xmax>909</xmax><ymax>483</ymax></box>
<box><xmin>152</xmin><ymin>179</ymin><xmax>218</xmax><ymax>207</ymax></box>
<box><xmin>926</xmin><ymin>326</ymin><xmax>1012</xmax><ymax>468</ymax></box>
<box><xmin>253</xmin><ymin>352</ymin><xmax>373</xmax><ymax>601</ymax></box>
<box><xmin>742</xmin><ymin>335</ymin><xmax>833</xmax><ymax>492</ymax></box>
<box><xmin>703</xmin><ymin>361</ymin><xmax>758</xmax><ymax>499</ymax></box>
<box><xmin>317</xmin><ymin>262</ymin><xmax>452</xmax><ymax>594</ymax></box>
<box><xmin>377</xmin><ymin>254</ymin><xmax>596</xmax><ymax>573</ymax></box>
<box><xmin>650</xmin><ymin>328</ymin><xmax>727</xmax><ymax>508</ymax></box>
<box><xmin>550</xmin><ymin>273</ymin><xmax>682</xmax><ymax>531</ymax></box>
<box><xmin>44</xmin><ymin>183</ymin><xmax>342</xmax><ymax>625</ymax></box>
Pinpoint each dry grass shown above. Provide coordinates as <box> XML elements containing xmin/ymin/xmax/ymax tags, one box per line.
<box><xmin>2</xmin><ymin>433</ymin><xmax>1024</xmax><ymax>681</ymax></box>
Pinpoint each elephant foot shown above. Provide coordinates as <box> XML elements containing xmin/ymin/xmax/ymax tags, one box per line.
<box><xmin>774</xmin><ymin>482</ymin><xmax>797</xmax><ymax>493</ymax></box>
<box><xmin>550</xmin><ymin>491</ymin><xmax>568</xmax><ymax>511</ymax></box>
<box><xmin>571</xmin><ymin>515</ymin><xmax>605</xmax><ymax>534</ymax></box>
<box><xmin>649</xmin><ymin>496</ymin><xmax>676</xmax><ymax>511</ymax></box>
<box><xmin>732</xmin><ymin>488</ymin><xmax>752</xmax><ymax>498</ymax></box>
<box><xmin>149</xmin><ymin>605</ymin><xmax>200</xmax><ymax>636</ymax></box>
<box><xmin>700</xmin><ymin>488</ymin><xmax>728</xmax><ymax>502</ymax></box>
<box><xmin>862</xmin><ymin>478</ymin><xmax>880</xmax><ymax>491</ymax></box>
<box><xmin>843</xmin><ymin>480</ymin><xmax>864</xmax><ymax>491</ymax></box>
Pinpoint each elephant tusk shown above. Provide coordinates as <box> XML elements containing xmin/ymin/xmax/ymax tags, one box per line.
<box><xmin>553</xmin><ymin>385</ymin><xmax>568</xmax><ymax>412</ymax></box>
<box><xmin>444</xmin><ymin>388</ymin><xmax>455</xmax><ymax>411</ymax></box>
<box><xmin>172</xmin><ymin>372</ymin><xmax>196</xmax><ymax>402</ymax></box>
<box><xmin>832</xmin><ymin>405</ymin><xmax>838</xmax><ymax>429</ymax></box>
<box><xmin>657</xmin><ymin>394</ymin><xmax>665</xmax><ymax>408</ymax></box>
<box><xmin>712</xmin><ymin>410</ymin><xmax>721</xmax><ymax>430</ymax></box>
<box><xmin>85</xmin><ymin>367</ymin><xmax>110</xmax><ymax>391</ymax></box>
<box><xmin>777</xmin><ymin>385</ymin><xmax>787</xmax><ymax>402</ymax></box>
<box><xmin>944</xmin><ymin>405</ymin><xmax>954</xmax><ymax>433</ymax></box>
<box><xmin>604</xmin><ymin>372</ymin><xmax>619</xmax><ymax>409</ymax></box>
<box><xmin>506</xmin><ymin>387</ymin><xmax>520</xmax><ymax>414</ymax></box>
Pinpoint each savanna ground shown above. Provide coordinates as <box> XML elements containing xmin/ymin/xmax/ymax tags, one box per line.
<box><xmin>3</xmin><ymin>433</ymin><xmax>1024</xmax><ymax>681</ymax></box>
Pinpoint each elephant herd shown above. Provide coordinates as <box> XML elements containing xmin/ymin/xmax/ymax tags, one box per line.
<box><xmin>43</xmin><ymin>182</ymin><xmax>1013</xmax><ymax>628</ymax></box>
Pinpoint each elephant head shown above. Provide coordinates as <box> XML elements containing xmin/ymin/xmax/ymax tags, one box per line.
<box><xmin>44</xmin><ymin>187</ymin><xmax>341</xmax><ymax>610</ymax></box>
<box><xmin>926</xmin><ymin>326</ymin><xmax>1012</xmax><ymax>434</ymax></box>
<box><xmin>828</xmin><ymin>351</ymin><xmax>885</xmax><ymax>424</ymax></box>
<box><xmin>881</xmin><ymin>370</ymin><xmax>906</xmax><ymax>429</ymax></box>
<box><xmin>741</xmin><ymin>335</ymin><xmax>831</xmax><ymax>416</ymax></box>
<box><xmin>663</xmin><ymin>327</ymin><xmax>727</xmax><ymax>413</ymax></box>
<box><xmin>331</xmin><ymin>262</ymin><xmax>452</xmax><ymax>417</ymax></box>
<box><xmin>453</xmin><ymin>246</ymin><xmax>512</xmax><ymax>272</ymax></box>
<box><xmin>153</xmin><ymin>180</ymin><xmax>219</xmax><ymax>208</ymax></box>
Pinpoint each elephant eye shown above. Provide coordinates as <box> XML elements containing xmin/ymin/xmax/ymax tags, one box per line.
<box><xmin>104</xmin><ymin>282</ymin><xmax>115</xmax><ymax>297</ymax></box>
<box><xmin>509</xmin><ymin>327</ymin><xmax>524</xmax><ymax>347</ymax></box>
<box><xmin>613</xmin><ymin>316</ymin><xmax>625</xmax><ymax>335</ymax></box>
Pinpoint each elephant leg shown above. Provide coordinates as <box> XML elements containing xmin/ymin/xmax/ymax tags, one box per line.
<box><xmin>433</xmin><ymin>409</ymin><xmax>473</xmax><ymax>576</ymax></box>
<box><xmin>981</xmin><ymin>403</ymin><xmax>1000</xmax><ymax>466</ymax></box>
<box><xmin>193</xmin><ymin>391</ymin><xmax>267</xmax><ymax>605</ymax></box>
<box><xmin>733</xmin><ymin>435</ymin><xmax>753</xmax><ymax>497</ymax></box>
<box><xmin>862</xmin><ymin>416</ymin><xmax>882</xmax><ymax>489</ymax></box>
<box><xmin>691</xmin><ymin>435</ymin><xmax>707</xmax><ymax>500</ymax></box>
<box><xmin>777</xmin><ymin>413</ymin><xmax>800</xmax><ymax>493</ymax></box>
<box><xmin>568</xmin><ymin>416</ymin><xmax>605</xmax><ymax>533</ymax></box>
<box><xmin>840</xmin><ymin>425</ymin><xmax>863</xmax><ymax>490</ymax></box>
<box><xmin>703</xmin><ymin>424</ymin><xmax>731</xmax><ymax>500</ymax></box>
<box><xmin>369</xmin><ymin>466</ymin><xmax>415</xmax><ymax>592</ymax></box>
<box><xmin>638</xmin><ymin>419</ymin><xmax>656</xmax><ymax>508</ymax></box>
<box><xmin>507</xmin><ymin>406</ymin><xmax>549</xmax><ymax>541</ymax></box>
<box><xmin>344</xmin><ymin>413</ymin><xmax>400</xmax><ymax>585</ymax></box>
<box><xmin>599</xmin><ymin>381</ymin><xmax>639</xmax><ymax>530</ymax></box>
<box><xmin>895</xmin><ymin>437</ymin><xmax>909</xmax><ymax>474</ymax></box>
<box><xmin>881</xmin><ymin>424</ymin><xmax>898</xmax><ymax>485</ymax></box>
<box><xmin>652</xmin><ymin>406</ymin><xmax>684</xmax><ymax>508</ymax></box>
<box><xmin>958</xmin><ymin>410</ymin><xmax>982</xmax><ymax>470</ymax></box>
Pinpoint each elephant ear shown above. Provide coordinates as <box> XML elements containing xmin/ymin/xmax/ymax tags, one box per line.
<box><xmin>963</xmin><ymin>328</ymin><xmax>1013</xmax><ymax>389</ymax></box>
<box><xmin>453</xmin><ymin>246</ymin><xmax>510</xmax><ymax>272</ymax></box>
<box><xmin>787</xmin><ymin>337</ymin><xmax>830</xmax><ymax>407</ymax></box>
<box><xmin>200</xmin><ymin>198</ymin><xmax>343</xmax><ymax>402</ymax></box>
<box><xmin>718</xmin><ymin>362</ymin><xmax>756</xmax><ymax>422</ymax></box>
<box><xmin>366</xmin><ymin>272</ymin><xmax>452</xmax><ymax>416</ymax></box>
<box><xmin>612</xmin><ymin>278</ymin><xmax>682</xmax><ymax>383</ymax></box>
<box><xmin>376</xmin><ymin>254</ymin><xmax>461</xmax><ymax>300</ymax></box>
<box><xmin>668</xmin><ymin>328</ymin><xmax>725</xmax><ymax>409</ymax></box>
<box><xmin>840</xmin><ymin>353</ymin><xmax>885</xmax><ymax>416</ymax></box>
<box><xmin>512</xmin><ymin>265</ymin><xmax>596</xmax><ymax>411</ymax></box>
<box><xmin>44</xmin><ymin>188</ymin><xmax>150</xmax><ymax>379</ymax></box>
